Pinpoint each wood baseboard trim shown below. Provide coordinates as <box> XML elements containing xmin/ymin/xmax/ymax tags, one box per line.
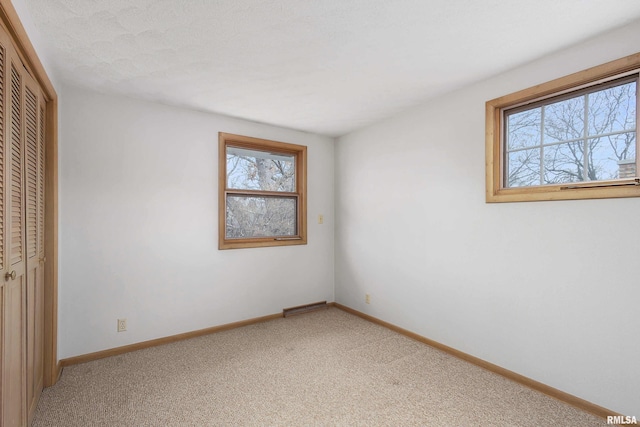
<box><xmin>283</xmin><ymin>301</ymin><xmax>328</xmax><ymax>317</ymax></box>
<box><xmin>60</xmin><ymin>312</ymin><xmax>283</xmax><ymax>367</ymax></box>
<box><xmin>333</xmin><ymin>303</ymin><xmax>621</xmax><ymax>421</ymax></box>
<box><xmin>54</xmin><ymin>361</ymin><xmax>62</xmax><ymax>382</ymax></box>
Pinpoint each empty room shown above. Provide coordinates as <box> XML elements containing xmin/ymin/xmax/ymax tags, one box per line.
<box><xmin>0</xmin><ymin>0</ymin><xmax>639</xmax><ymax>425</ymax></box>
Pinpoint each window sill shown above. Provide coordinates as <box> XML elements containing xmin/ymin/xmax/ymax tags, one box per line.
<box><xmin>219</xmin><ymin>237</ymin><xmax>307</xmax><ymax>250</ymax></box>
<box><xmin>486</xmin><ymin>179</ymin><xmax>640</xmax><ymax>203</ymax></box>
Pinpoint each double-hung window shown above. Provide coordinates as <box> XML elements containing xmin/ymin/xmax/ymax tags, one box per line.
<box><xmin>486</xmin><ymin>53</ymin><xmax>640</xmax><ymax>202</ymax></box>
<box><xmin>219</xmin><ymin>133</ymin><xmax>307</xmax><ymax>249</ymax></box>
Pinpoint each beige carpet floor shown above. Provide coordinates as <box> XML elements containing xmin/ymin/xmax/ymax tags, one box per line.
<box><xmin>33</xmin><ymin>307</ymin><xmax>608</xmax><ymax>426</ymax></box>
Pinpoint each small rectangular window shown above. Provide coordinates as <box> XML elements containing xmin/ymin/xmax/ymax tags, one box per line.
<box><xmin>219</xmin><ymin>133</ymin><xmax>307</xmax><ymax>249</ymax></box>
<box><xmin>486</xmin><ymin>52</ymin><xmax>640</xmax><ymax>202</ymax></box>
<box><xmin>505</xmin><ymin>77</ymin><xmax>636</xmax><ymax>187</ymax></box>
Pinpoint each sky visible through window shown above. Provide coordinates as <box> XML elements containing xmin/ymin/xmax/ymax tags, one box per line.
<box><xmin>225</xmin><ymin>146</ymin><xmax>297</xmax><ymax>238</ymax></box>
<box><xmin>506</xmin><ymin>80</ymin><xmax>636</xmax><ymax>187</ymax></box>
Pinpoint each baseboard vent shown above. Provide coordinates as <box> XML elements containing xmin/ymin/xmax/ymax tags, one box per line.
<box><xmin>283</xmin><ymin>301</ymin><xmax>328</xmax><ymax>317</ymax></box>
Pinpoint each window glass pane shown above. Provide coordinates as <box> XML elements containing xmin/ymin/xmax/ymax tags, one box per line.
<box><xmin>543</xmin><ymin>142</ymin><xmax>584</xmax><ymax>184</ymax></box>
<box><xmin>588</xmin><ymin>81</ymin><xmax>636</xmax><ymax>136</ymax></box>
<box><xmin>507</xmin><ymin>148</ymin><xmax>540</xmax><ymax>187</ymax></box>
<box><xmin>543</xmin><ymin>96</ymin><xmax>585</xmax><ymax>144</ymax></box>
<box><xmin>589</xmin><ymin>133</ymin><xmax>636</xmax><ymax>180</ymax></box>
<box><xmin>226</xmin><ymin>147</ymin><xmax>295</xmax><ymax>192</ymax></box>
<box><xmin>507</xmin><ymin>108</ymin><xmax>541</xmax><ymax>150</ymax></box>
<box><xmin>226</xmin><ymin>196</ymin><xmax>296</xmax><ymax>238</ymax></box>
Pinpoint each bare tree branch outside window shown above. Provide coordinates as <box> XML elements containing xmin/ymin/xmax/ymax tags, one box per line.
<box><xmin>225</xmin><ymin>147</ymin><xmax>297</xmax><ymax>238</ymax></box>
<box><xmin>505</xmin><ymin>79</ymin><xmax>636</xmax><ymax>187</ymax></box>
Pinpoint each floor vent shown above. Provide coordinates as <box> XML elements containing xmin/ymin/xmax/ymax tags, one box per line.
<box><xmin>283</xmin><ymin>301</ymin><xmax>328</xmax><ymax>317</ymax></box>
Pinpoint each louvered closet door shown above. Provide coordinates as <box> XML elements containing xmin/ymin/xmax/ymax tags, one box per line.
<box><xmin>23</xmin><ymin>69</ymin><xmax>44</xmax><ymax>425</ymax></box>
<box><xmin>1</xmin><ymin>37</ymin><xmax>28</xmax><ymax>427</ymax></box>
<box><xmin>0</xmin><ymin>33</ymin><xmax>6</xmax><ymax>427</ymax></box>
<box><xmin>32</xmin><ymin>88</ymin><xmax>46</xmax><ymax>426</ymax></box>
<box><xmin>0</xmin><ymin>21</ymin><xmax>47</xmax><ymax>426</ymax></box>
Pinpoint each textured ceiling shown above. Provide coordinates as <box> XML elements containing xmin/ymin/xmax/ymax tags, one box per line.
<box><xmin>24</xmin><ymin>0</ymin><xmax>640</xmax><ymax>136</ymax></box>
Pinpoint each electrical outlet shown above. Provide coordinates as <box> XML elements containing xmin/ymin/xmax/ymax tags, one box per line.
<box><xmin>318</xmin><ymin>214</ymin><xmax>324</xmax><ymax>224</ymax></box>
<box><xmin>117</xmin><ymin>318</ymin><xmax>127</xmax><ymax>332</ymax></box>
<box><xmin>365</xmin><ymin>293</ymin><xmax>371</xmax><ymax>304</ymax></box>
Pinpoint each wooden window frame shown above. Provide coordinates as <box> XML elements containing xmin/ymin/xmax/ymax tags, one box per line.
<box><xmin>218</xmin><ymin>132</ymin><xmax>307</xmax><ymax>250</ymax></box>
<box><xmin>486</xmin><ymin>52</ymin><xmax>640</xmax><ymax>203</ymax></box>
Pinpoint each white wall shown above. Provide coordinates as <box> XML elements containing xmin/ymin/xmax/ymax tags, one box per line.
<box><xmin>59</xmin><ymin>85</ymin><xmax>335</xmax><ymax>359</ymax></box>
<box><xmin>335</xmin><ymin>21</ymin><xmax>640</xmax><ymax>416</ymax></box>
